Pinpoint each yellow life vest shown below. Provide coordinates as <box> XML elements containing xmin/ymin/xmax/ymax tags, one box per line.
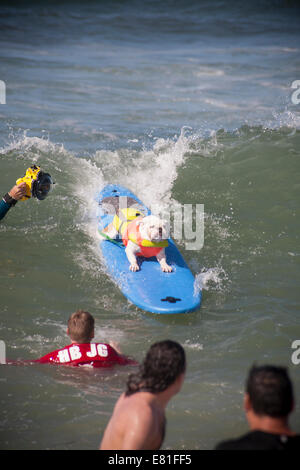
<box><xmin>113</xmin><ymin>208</ymin><xmax>168</xmax><ymax>257</ymax></box>
<box><xmin>112</xmin><ymin>207</ymin><xmax>144</xmax><ymax>235</ymax></box>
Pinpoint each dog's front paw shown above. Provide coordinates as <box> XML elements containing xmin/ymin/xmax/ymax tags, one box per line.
<box><xmin>130</xmin><ymin>263</ymin><xmax>140</xmax><ymax>272</ymax></box>
<box><xmin>161</xmin><ymin>263</ymin><xmax>173</xmax><ymax>273</ymax></box>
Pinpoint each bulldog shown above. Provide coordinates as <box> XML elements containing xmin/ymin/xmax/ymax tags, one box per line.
<box><xmin>102</xmin><ymin>212</ymin><xmax>172</xmax><ymax>273</ymax></box>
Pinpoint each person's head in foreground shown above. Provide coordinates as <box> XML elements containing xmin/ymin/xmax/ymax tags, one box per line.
<box><xmin>125</xmin><ymin>339</ymin><xmax>186</xmax><ymax>396</ymax></box>
<box><xmin>67</xmin><ymin>310</ymin><xmax>95</xmax><ymax>344</ymax></box>
<box><xmin>215</xmin><ymin>364</ymin><xmax>299</xmax><ymax>450</ymax></box>
<box><xmin>245</xmin><ymin>364</ymin><xmax>294</xmax><ymax>426</ymax></box>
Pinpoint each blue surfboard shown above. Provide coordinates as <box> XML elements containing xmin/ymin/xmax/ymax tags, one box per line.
<box><xmin>96</xmin><ymin>184</ymin><xmax>201</xmax><ymax>314</ymax></box>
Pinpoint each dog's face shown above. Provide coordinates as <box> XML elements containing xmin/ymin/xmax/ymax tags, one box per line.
<box><xmin>138</xmin><ymin>215</ymin><xmax>169</xmax><ymax>242</ymax></box>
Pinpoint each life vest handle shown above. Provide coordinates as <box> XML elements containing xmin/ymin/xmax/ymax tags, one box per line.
<box><xmin>99</xmin><ymin>230</ymin><xmax>124</xmax><ymax>248</ymax></box>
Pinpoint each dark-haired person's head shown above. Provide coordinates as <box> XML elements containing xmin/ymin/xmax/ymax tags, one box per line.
<box><xmin>126</xmin><ymin>340</ymin><xmax>186</xmax><ymax>396</ymax></box>
<box><xmin>245</xmin><ymin>365</ymin><xmax>294</xmax><ymax>418</ymax></box>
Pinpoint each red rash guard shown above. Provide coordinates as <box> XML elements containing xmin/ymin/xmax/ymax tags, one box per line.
<box><xmin>36</xmin><ymin>343</ymin><xmax>135</xmax><ymax>368</ymax></box>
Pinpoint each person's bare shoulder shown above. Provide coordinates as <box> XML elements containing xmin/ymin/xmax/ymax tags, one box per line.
<box><xmin>121</xmin><ymin>400</ymin><xmax>156</xmax><ymax>450</ymax></box>
<box><xmin>100</xmin><ymin>393</ymin><xmax>162</xmax><ymax>451</ymax></box>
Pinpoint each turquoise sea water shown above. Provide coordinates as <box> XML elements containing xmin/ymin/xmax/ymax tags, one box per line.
<box><xmin>0</xmin><ymin>0</ymin><xmax>300</xmax><ymax>449</ymax></box>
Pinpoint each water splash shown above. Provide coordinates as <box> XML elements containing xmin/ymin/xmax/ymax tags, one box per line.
<box><xmin>195</xmin><ymin>267</ymin><xmax>230</xmax><ymax>293</ymax></box>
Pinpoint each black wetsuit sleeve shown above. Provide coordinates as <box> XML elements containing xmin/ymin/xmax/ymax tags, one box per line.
<box><xmin>0</xmin><ymin>194</ymin><xmax>17</xmax><ymax>221</ymax></box>
<box><xmin>0</xmin><ymin>199</ymin><xmax>11</xmax><ymax>221</ymax></box>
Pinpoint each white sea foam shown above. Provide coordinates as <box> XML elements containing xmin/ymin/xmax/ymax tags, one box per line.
<box><xmin>92</xmin><ymin>126</ymin><xmax>194</xmax><ymax>211</ymax></box>
<box><xmin>194</xmin><ymin>67</ymin><xmax>225</xmax><ymax>77</ymax></box>
<box><xmin>266</xmin><ymin>109</ymin><xmax>300</xmax><ymax>130</ymax></box>
<box><xmin>183</xmin><ymin>340</ymin><xmax>204</xmax><ymax>351</ymax></box>
<box><xmin>195</xmin><ymin>267</ymin><xmax>229</xmax><ymax>292</ymax></box>
<box><xmin>204</xmin><ymin>98</ymin><xmax>241</xmax><ymax>111</ymax></box>
<box><xmin>0</xmin><ymin>131</ymin><xmax>67</xmax><ymax>159</ymax></box>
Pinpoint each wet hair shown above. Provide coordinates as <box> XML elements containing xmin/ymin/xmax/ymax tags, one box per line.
<box><xmin>67</xmin><ymin>310</ymin><xmax>94</xmax><ymax>343</ymax></box>
<box><xmin>125</xmin><ymin>340</ymin><xmax>186</xmax><ymax>396</ymax></box>
<box><xmin>246</xmin><ymin>365</ymin><xmax>294</xmax><ymax>418</ymax></box>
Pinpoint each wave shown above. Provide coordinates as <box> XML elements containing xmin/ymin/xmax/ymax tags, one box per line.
<box><xmin>1</xmin><ymin>121</ymin><xmax>298</xmax><ymax>298</ymax></box>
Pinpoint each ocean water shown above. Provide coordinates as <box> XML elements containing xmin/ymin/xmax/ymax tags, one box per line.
<box><xmin>0</xmin><ymin>0</ymin><xmax>300</xmax><ymax>450</ymax></box>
